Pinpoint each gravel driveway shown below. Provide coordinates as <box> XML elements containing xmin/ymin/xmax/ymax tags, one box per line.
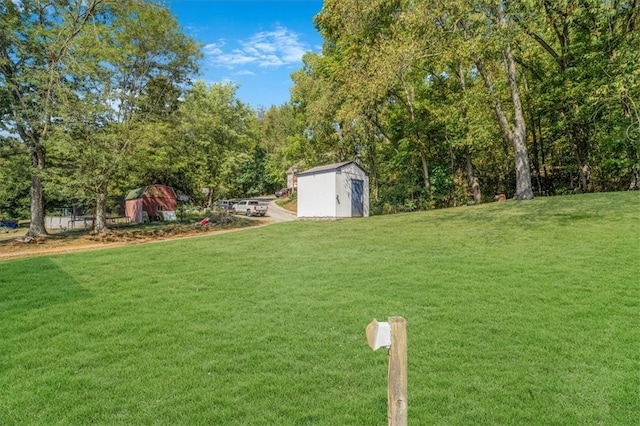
<box><xmin>266</xmin><ymin>200</ymin><xmax>296</xmax><ymax>222</ymax></box>
<box><xmin>232</xmin><ymin>198</ymin><xmax>296</xmax><ymax>223</ymax></box>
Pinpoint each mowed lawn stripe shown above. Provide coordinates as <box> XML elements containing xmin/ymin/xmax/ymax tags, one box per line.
<box><xmin>1</xmin><ymin>192</ymin><xmax>638</xmax><ymax>424</ymax></box>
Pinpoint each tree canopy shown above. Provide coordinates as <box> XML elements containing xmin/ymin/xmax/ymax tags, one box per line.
<box><xmin>289</xmin><ymin>0</ymin><xmax>639</xmax><ymax>211</ymax></box>
<box><xmin>1</xmin><ymin>0</ymin><xmax>200</xmax><ymax>233</ymax></box>
<box><xmin>1</xmin><ymin>1</ymin><xmax>637</xmax><ymax>228</ymax></box>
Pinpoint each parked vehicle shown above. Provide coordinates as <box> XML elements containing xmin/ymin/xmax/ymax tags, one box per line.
<box><xmin>233</xmin><ymin>200</ymin><xmax>268</xmax><ymax>217</ymax></box>
<box><xmin>213</xmin><ymin>200</ymin><xmax>237</xmax><ymax>211</ymax></box>
<box><xmin>275</xmin><ymin>188</ymin><xmax>291</xmax><ymax>198</ymax></box>
<box><xmin>0</xmin><ymin>219</ymin><xmax>19</xmax><ymax>233</ymax></box>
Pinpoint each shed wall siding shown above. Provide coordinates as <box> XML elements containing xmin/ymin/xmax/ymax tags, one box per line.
<box><xmin>124</xmin><ymin>185</ymin><xmax>177</xmax><ymax>223</ymax></box>
<box><xmin>125</xmin><ymin>199</ymin><xmax>143</xmax><ymax>223</ymax></box>
<box><xmin>335</xmin><ymin>164</ymin><xmax>370</xmax><ymax>218</ymax></box>
<box><xmin>297</xmin><ymin>171</ymin><xmax>337</xmax><ymax>217</ymax></box>
<box><xmin>297</xmin><ymin>163</ymin><xmax>370</xmax><ymax>218</ymax></box>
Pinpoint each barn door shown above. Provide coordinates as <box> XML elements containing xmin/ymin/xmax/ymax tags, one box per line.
<box><xmin>351</xmin><ymin>179</ymin><xmax>364</xmax><ymax>217</ymax></box>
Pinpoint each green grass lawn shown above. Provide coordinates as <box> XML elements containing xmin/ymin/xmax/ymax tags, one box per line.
<box><xmin>1</xmin><ymin>192</ymin><xmax>638</xmax><ymax>424</ymax></box>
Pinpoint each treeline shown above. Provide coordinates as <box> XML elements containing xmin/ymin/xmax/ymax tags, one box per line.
<box><xmin>2</xmin><ymin>1</ymin><xmax>638</xmax><ymax>235</ymax></box>
<box><xmin>286</xmin><ymin>0</ymin><xmax>639</xmax><ymax>213</ymax></box>
<box><xmin>0</xmin><ymin>1</ymin><xmax>290</xmax><ymax>235</ymax></box>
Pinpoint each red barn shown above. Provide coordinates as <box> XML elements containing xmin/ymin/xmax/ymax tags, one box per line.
<box><xmin>125</xmin><ymin>185</ymin><xmax>177</xmax><ymax>223</ymax></box>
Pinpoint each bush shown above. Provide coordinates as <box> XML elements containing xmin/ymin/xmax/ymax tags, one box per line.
<box><xmin>208</xmin><ymin>211</ymin><xmax>234</xmax><ymax>226</ymax></box>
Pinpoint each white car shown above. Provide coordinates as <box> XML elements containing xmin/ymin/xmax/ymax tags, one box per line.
<box><xmin>232</xmin><ymin>200</ymin><xmax>268</xmax><ymax>217</ymax></box>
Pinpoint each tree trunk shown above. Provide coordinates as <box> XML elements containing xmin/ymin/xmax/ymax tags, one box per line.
<box><xmin>458</xmin><ymin>64</ymin><xmax>480</xmax><ymax>204</ymax></box>
<box><xmin>530</xmin><ymin>120</ymin><xmax>543</xmax><ymax>195</ymax></box>
<box><xmin>93</xmin><ymin>181</ymin><xmax>109</xmax><ymax>234</ymax></box>
<box><xmin>478</xmin><ymin>58</ymin><xmax>533</xmax><ymax>200</ymax></box>
<box><xmin>629</xmin><ymin>166</ymin><xmax>640</xmax><ymax>190</ymax></box>
<box><xmin>512</xmin><ymin>131</ymin><xmax>534</xmax><ymax>200</ymax></box>
<box><xmin>503</xmin><ymin>8</ymin><xmax>533</xmax><ymax>200</ymax></box>
<box><xmin>367</xmin><ymin>133</ymin><xmax>379</xmax><ymax>201</ymax></box>
<box><xmin>420</xmin><ymin>153</ymin><xmax>431</xmax><ymax>198</ymax></box>
<box><xmin>571</xmin><ymin>122</ymin><xmax>591</xmax><ymax>192</ymax></box>
<box><xmin>466</xmin><ymin>152</ymin><xmax>481</xmax><ymax>204</ymax></box>
<box><xmin>207</xmin><ymin>186</ymin><xmax>214</xmax><ymax>209</ymax></box>
<box><xmin>537</xmin><ymin>117</ymin><xmax>553</xmax><ymax>195</ymax></box>
<box><xmin>575</xmin><ymin>162</ymin><xmax>590</xmax><ymax>193</ymax></box>
<box><xmin>477</xmin><ymin>6</ymin><xmax>533</xmax><ymax>201</ymax></box>
<box><xmin>399</xmin><ymin>70</ymin><xmax>431</xmax><ymax>197</ymax></box>
<box><xmin>525</xmin><ymin>76</ymin><xmax>543</xmax><ymax>196</ymax></box>
<box><xmin>26</xmin><ymin>145</ymin><xmax>47</xmax><ymax>236</ymax></box>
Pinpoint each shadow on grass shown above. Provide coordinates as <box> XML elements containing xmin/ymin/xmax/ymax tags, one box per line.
<box><xmin>0</xmin><ymin>257</ymin><xmax>90</xmax><ymax>318</ymax></box>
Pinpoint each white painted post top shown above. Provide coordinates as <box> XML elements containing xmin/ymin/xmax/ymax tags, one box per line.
<box><xmin>366</xmin><ymin>319</ymin><xmax>391</xmax><ymax>351</ymax></box>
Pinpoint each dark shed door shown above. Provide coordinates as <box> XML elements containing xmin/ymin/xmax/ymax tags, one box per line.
<box><xmin>351</xmin><ymin>179</ymin><xmax>364</xmax><ymax>217</ymax></box>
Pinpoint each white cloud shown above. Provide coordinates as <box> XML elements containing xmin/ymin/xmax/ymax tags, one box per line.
<box><xmin>203</xmin><ymin>42</ymin><xmax>224</xmax><ymax>55</ymax></box>
<box><xmin>206</xmin><ymin>26</ymin><xmax>308</xmax><ymax>70</ymax></box>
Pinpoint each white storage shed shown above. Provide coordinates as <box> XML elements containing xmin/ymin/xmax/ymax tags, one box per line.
<box><xmin>297</xmin><ymin>161</ymin><xmax>369</xmax><ymax>218</ymax></box>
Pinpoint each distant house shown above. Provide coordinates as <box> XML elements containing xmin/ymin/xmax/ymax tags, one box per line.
<box><xmin>286</xmin><ymin>166</ymin><xmax>300</xmax><ymax>189</ymax></box>
<box><xmin>297</xmin><ymin>161</ymin><xmax>369</xmax><ymax>218</ymax></box>
<box><xmin>125</xmin><ymin>185</ymin><xmax>177</xmax><ymax>223</ymax></box>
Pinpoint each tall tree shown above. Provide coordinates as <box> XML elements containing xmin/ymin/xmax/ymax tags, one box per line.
<box><xmin>178</xmin><ymin>81</ymin><xmax>258</xmax><ymax>205</ymax></box>
<box><xmin>474</xmin><ymin>4</ymin><xmax>534</xmax><ymax>200</ymax></box>
<box><xmin>66</xmin><ymin>0</ymin><xmax>200</xmax><ymax>232</ymax></box>
<box><xmin>0</xmin><ymin>0</ymin><xmax>106</xmax><ymax>236</ymax></box>
<box><xmin>46</xmin><ymin>0</ymin><xmax>200</xmax><ymax>233</ymax></box>
<box><xmin>1</xmin><ymin>0</ymin><xmax>199</xmax><ymax>234</ymax></box>
<box><xmin>258</xmin><ymin>103</ymin><xmax>306</xmax><ymax>190</ymax></box>
<box><xmin>510</xmin><ymin>0</ymin><xmax>639</xmax><ymax>192</ymax></box>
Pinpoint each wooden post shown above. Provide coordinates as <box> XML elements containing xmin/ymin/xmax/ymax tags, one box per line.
<box><xmin>366</xmin><ymin>317</ymin><xmax>408</xmax><ymax>425</ymax></box>
<box><xmin>388</xmin><ymin>316</ymin><xmax>407</xmax><ymax>426</ymax></box>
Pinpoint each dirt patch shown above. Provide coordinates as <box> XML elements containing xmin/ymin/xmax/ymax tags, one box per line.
<box><xmin>0</xmin><ymin>219</ymin><xmax>266</xmax><ymax>261</ymax></box>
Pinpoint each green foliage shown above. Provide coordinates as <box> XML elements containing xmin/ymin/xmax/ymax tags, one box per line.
<box><xmin>1</xmin><ymin>192</ymin><xmax>638</xmax><ymax>423</ymax></box>
<box><xmin>3</xmin><ymin>0</ymin><xmax>637</xmax><ymax>225</ymax></box>
<box><xmin>176</xmin><ymin>81</ymin><xmax>263</xmax><ymax>202</ymax></box>
<box><xmin>258</xmin><ymin>104</ymin><xmax>307</xmax><ymax>190</ymax></box>
<box><xmin>0</xmin><ymin>137</ymin><xmax>30</xmax><ymax>219</ymax></box>
<box><xmin>61</xmin><ymin>0</ymin><xmax>200</xmax><ymax>232</ymax></box>
<box><xmin>235</xmin><ymin>146</ymin><xmax>268</xmax><ymax>196</ymax></box>
<box><xmin>286</xmin><ymin>0</ymin><xmax>639</xmax><ymax>212</ymax></box>
<box><xmin>0</xmin><ymin>0</ymin><xmax>201</xmax><ymax>233</ymax></box>
<box><xmin>0</xmin><ymin>0</ymin><xmax>117</xmax><ymax>234</ymax></box>
<box><xmin>510</xmin><ymin>0</ymin><xmax>639</xmax><ymax>192</ymax></box>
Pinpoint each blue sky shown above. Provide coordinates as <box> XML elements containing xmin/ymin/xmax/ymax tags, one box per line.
<box><xmin>165</xmin><ymin>0</ymin><xmax>325</xmax><ymax>109</ymax></box>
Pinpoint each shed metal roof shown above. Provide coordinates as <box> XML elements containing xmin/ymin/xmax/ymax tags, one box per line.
<box><xmin>125</xmin><ymin>187</ymin><xmax>146</xmax><ymax>200</ymax></box>
<box><xmin>125</xmin><ymin>185</ymin><xmax>177</xmax><ymax>200</ymax></box>
<box><xmin>298</xmin><ymin>161</ymin><xmax>368</xmax><ymax>177</ymax></box>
